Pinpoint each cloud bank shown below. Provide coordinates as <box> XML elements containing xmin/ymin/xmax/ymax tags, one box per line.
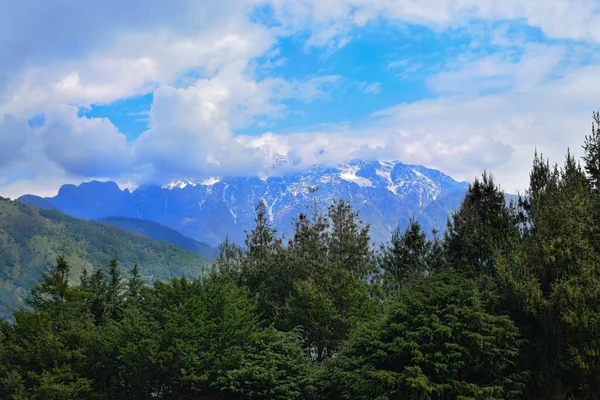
<box><xmin>1</xmin><ymin>0</ymin><xmax>599</xmax><ymax>197</ymax></box>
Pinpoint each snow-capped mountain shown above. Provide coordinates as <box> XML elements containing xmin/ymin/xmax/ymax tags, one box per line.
<box><xmin>20</xmin><ymin>160</ymin><xmax>468</xmax><ymax>246</ymax></box>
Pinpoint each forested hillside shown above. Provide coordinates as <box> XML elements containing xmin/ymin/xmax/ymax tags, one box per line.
<box><xmin>0</xmin><ymin>199</ymin><xmax>211</xmax><ymax>319</ymax></box>
<box><xmin>1</xmin><ymin>113</ymin><xmax>600</xmax><ymax>399</ymax></box>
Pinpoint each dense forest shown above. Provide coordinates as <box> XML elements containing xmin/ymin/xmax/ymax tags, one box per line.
<box><xmin>0</xmin><ymin>201</ymin><xmax>211</xmax><ymax>319</ymax></box>
<box><xmin>1</xmin><ymin>113</ymin><xmax>600</xmax><ymax>399</ymax></box>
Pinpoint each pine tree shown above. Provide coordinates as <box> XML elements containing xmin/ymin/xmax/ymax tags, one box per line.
<box><xmin>327</xmin><ymin>199</ymin><xmax>374</xmax><ymax>278</ymax></box>
<box><xmin>26</xmin><ymin>255</ymin><xmax>75</xmax><ymax>312</ymax></box>
<box><xmin>583</xmin><ymin>111</ymin><xmax>600</xmax><ymax>192</ymax></box>
<box><xmin>322</xmin><ymin>272</ymin><xmax>523</xmax><ymax>400</ymax></box>
<box><xmin>380</xmin><ymin>218</ymin><xmax>430</xmax><ymax>290</ymax></box>
<box><xmin>106</xmin><ymin>259</ymin><xmax>124</xmax><ymax>321</ymax></box>
<box><xmin>244</xmin><ymin>201</ymin><xmax>281</xmax><ymax>261</ymax></box>
<box><xmin>445</xmin><ymin>171</ymin><xmax>518</xmax><ymax>277</ymax></box>
<box><xmin>216</xmin><ymin>235</ymin><xmax>243</xmax><ymax>279</ymax></box>
<box><xmin>127</xmin><ymin>263</ymin><xmax>143</xmax><ymax>301</ymax></box>
<box><xmin>499</xmin><ymin>148</ymin><xmax>600</xmax><ymax>399</ymax></box>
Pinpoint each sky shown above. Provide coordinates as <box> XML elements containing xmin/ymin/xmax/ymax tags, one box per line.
<box><xmin>1</xmin><ymin>0</ymin><xmax>600</xmax><ymax>198</ymax></box>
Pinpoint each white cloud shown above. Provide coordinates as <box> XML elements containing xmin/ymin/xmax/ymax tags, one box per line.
<box><xmin>268</xmin><ymin>0</ymin><xmax>600</xmax><ymax>48</ymax></box>
<box><xmin>0</xmin><ymin>114</ymin><xmax>29</xmax><ymax>169</ymax></box>
<box><xmin>363</xmin><ymin>82</ymin><xmax>381</xmax><ymax>95</ymax></box>
<box><xmin>1</xmin><ymin>0</ymin><xmax>600</xmax><ymax>198</ymax></box>
<box><xmin>240</xmin><ymin>43</ymin><xmax>600</xmax><ymax>193</ymax></box>
<box><xmin>39</xmin><ymin>107</ymin><xmax>133</xmax><ymax>177</ymax></box>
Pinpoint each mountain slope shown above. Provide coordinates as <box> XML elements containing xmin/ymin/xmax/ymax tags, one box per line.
<box><xmin>99</xmin><ymin>217</ymin><xmax>218</xmax><ymax>259</ymax></box>
<box><xmin>17</xmin><ymin>194</ymin><xmax>57</xmax><ymax>210</ymax></box>
<box><xmin>0</xmin><ymin>197</ymin><xmax>211</xmax><ymax>319</ymax></box>
<box><xmin>21</xmin><ymin>160</ymin><xmax>468</xmax><ymax>246</ymax></box>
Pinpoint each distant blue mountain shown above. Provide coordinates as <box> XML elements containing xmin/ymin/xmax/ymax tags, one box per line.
<box><xmin>99</xmin><ymin>217</ymin><xmax>218</xmax><ymax>260</ymax></box>
<box><xmin>19</xmin><ymin>160</ymin><xmax>469</xmax><ymax>246</ymax></box>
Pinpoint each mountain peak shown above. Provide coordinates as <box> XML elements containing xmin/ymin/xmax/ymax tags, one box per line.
<box><xmin>24</xmin><ymin>159</ymin><xmax>468</xmax><ymax>246</ymax></box>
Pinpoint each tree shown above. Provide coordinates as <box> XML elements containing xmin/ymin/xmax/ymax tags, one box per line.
<box><xmin>127</xmin><ymin>263</ymin><xmax>143</xmax><ymax>301</ymax></box>
<box><xmin>583</xmin><ymin>111</ymin><xmax>600</xmax><ymax>192</ymax></box>
<box><xmin>321</xmin><ymin>272</ymin><xmax>523</xmax><ymax>400</ymax></box>
<box><xmin>116</xmin><ymin>277</ymin><xmax>313</xmax><ymax>399</ymax></box>
<box><xmin>380</xmin><ymin>218</ymin><xmax>430</xmax><ymax>290</ymax></box>
<box><xmin>445</xmin><ymin>172</ymin><xmax>519</xmax><ymax>277</ymax></box>
<box><xmin>244</xmin><ymin>201</ymin><xmax>282</xmax><ymax>261</ymax></box>
<box><xmin>499</xmin><ymin>149</ymin><xmax>600</xmax><ymax>399</ymax></box>
<box><xmin>216</xmin><ymin>235</ymin><xmax>243</xmax><ymax>279</ymax></box>
<box><xmin>2</xmin><ymin>257</ymin><xmax>95</xmax><ymax>399</ymax></box>
<box><xmin>26</xmin><ymin>255</ymin><xmax>75</xmax><ymax>312</ymax></box>
<box><xmin>326</xmin><ymin>199</ymin><xmax>375</xmax><ymax>279</ymax></box>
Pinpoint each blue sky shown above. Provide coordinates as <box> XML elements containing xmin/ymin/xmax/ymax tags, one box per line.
<box><xmin>1</xmin><ymin>0</ymin><xmax>600</xmax><ymax>197</ymax></box>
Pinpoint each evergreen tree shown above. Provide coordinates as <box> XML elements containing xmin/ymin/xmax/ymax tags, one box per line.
<box><xmin>321</xmin><ymin>272</ymin><xmax>523</xmax><ymax>400</ymax></box>
<box><xmin>244</xmin><ymin>201</ymin><xmax>282</xmax><ymax>261</ymax></box>
<box><xmin>445</xmin><ymin>171</ymin><xmax>518</xmax><ymax>277</ymax></box>
<box><xmin>326</xmin><ymin>199</ymin><xmax>374</xmax><ymax>278</ymax></box>
<box><xmin>583</xmin><ymin>111</ymin><xmax>600</xmax><ymax>192</ymax></box>
<box><xmin>380</xmin><ymin>218</ymin><xmax>430</xmax><ymax>290</ymax></box>
<box><xmin>127</xmin><ymin>263</ymin><xmax>143</xmax><ymax>301</ymax></box>
<box><xmin>26</xmin><ymin>255</ymin><xmax>75</xmax><ymax>312</ymax></box>
<box><xmin>215</xmin><ymin>235</ymin><xmax>243</xmax><ymax>279</ymax></box>
<box><xmin>106</xmin><ymin>258</ymin><xmax>124</xmax><ymax>321</ymax></box>
<box><xmin>499</xmin><ymin>149</ymin><xmax>600</xmax><ymax>399</ymax></box>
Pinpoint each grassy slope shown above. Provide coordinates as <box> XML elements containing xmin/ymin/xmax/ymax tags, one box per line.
<box><xmin>0</xmin><ymin>197</ymin><xmax>212</xmax><ymax>319</ymax></box>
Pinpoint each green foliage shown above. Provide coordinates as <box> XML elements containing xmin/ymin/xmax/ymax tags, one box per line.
<box><xmin>583</xmin><ymin>111</ymin><xmax>600</xmax><ymax>192</ymax></box>
<box><xmin>445</xmin><ymin>172</ymin><xmax>519</xmax><ymax>277</ymax></box>
<box><xmin>0</xmin><ymin>198</ymin><xmax>211</xmax><ymax>319</ymax></box>
<box><xmin>499</xmin><ymin>149</ymin><xmax>600</xmax><ymax>399</ymax></box>
<box><xmin>380</xmin><ymin>218</ymin><xmax>431</xmax><ymax>290</ymax></box>
<box><xmin>235</xmin><ymin>197</ymin><xmax>377</xmax><ymax>362</ymax></box>
<box><xmin>320</xmin><ymin>272</ymin><xmax>523</xmax><ymax>400</ymax></box>
<box><xmin>0</xmin><ymin>258</ymin><xmax>315</xmax><ymax>399</ymax></box>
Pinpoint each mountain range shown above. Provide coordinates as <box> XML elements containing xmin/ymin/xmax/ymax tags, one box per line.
<box><xmin>19</xmin><ymin>160</ymin><xmax>469</xmax><ymax>246</ymax></box>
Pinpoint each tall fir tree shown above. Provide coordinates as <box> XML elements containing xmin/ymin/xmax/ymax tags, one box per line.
<box><xmin>380</xmin><ymin>218</ymin><xmax>431</xmax><ymax>291</ymax></box>
<box><xmin>445</xmin><ymin>171</ymin><xmax>519</xmax><ymax>277</ymax></box>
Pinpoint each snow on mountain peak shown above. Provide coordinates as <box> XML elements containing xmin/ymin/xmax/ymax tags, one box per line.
<box><xmin>41</xmin><ymin>159</ymin><xmax>469</xmax><ymax>247</ymax></box>
<box><xmin>163</xmin><ymin>179</ymin><xmax>199</xmax><ymax>190</ymax></box>
<box><xmin>339</xmin><ymin>165</ymin><xmax>374</xmax><ymax>187</ymax></box>
<box><xmin>201</xmin><ymin>177</ymin><xmax>221</xmax><ymax>186</ymax></box>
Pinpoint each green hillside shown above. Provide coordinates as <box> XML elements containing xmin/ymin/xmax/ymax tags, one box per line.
<box><xmin>0</xmin><ymin>197</ymin><xmax>212</xmax><ymax>319</ymax></box>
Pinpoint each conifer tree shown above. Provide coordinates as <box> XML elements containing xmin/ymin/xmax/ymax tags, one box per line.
<box><xmin>380</xmin><ymin>218</ymin><xmax>430</xmax><ymax>290</ymax></box>
<box><xmin>26</xmin><ymin>255</ymin><xmax>75</xmax><ymax>312</ymax></box>
<box><xmin>499</xmin><ymin>148</ymin><xmax>600</xmax><ymax>399</ymax></box>
<box><xmin>583</xmin><ymin>111</ymin><xmax>600</xmax><ymax>192</ymax></box>
<box><xmin>244</xmin><ymin>201</ymin><xmax>282</xmax><ymax>261</ymax></box>
<box><xmin>326</xmin><ymin>199</ymin><xmax>374</xmax><ymax>278</ymax></box>
<box><xmin>216</xmin><ymin>235</ymin><xmax>243</xmax><ymax>279</ymax></box>
<box><xmin>445</xmin><ymin>171</ymin><xmax>518</xmax><ymax>277</ymax></box>
<box><xmin>127</xmin><ymin>263</ymin><xmax>143</xmax><ymax>301</ymax></box>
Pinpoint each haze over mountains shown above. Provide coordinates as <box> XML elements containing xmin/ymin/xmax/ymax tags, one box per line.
<box><xmin>20</xmin><ymin>160</ymin><xmax>469</xmax><ymax>246</ymax></box>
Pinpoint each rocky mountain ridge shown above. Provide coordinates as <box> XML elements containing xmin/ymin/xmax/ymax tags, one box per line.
<box><xmin>20</xmin><ymin>160</ymin><xmax>469</xmax><ymax>246</ymax></box>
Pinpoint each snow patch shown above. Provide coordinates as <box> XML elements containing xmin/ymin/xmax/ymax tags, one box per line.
<box><xmin>163</xmin><ymin>179</ymin><xmax>198</xmax><ymax>190</ymax></box>
<box><xmin>201</xmin><ymin>177</ymin><xmax>221</xmax><ymax>186</ymax></box>
<box><xmin>340</xmin><ymin>166</ymin><xmax>373</xmax><ymax>187</ymax></box>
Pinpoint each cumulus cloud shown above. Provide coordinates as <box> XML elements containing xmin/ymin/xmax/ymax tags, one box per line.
<box><xmin>239</xmin><ymin>42</ymin><xmax>600</xmax><ymax>192</ymax></box>
<box><xmin>1</xmin><ymin>0</ymin><xmax>600</xmax><ymax>197</ymax></box>
<box><xmin>0</xmin><ymin>114</ymin><xmax>29</xmax><ymax>169</ymax></box>
<box><xmin>39</xmin><ymin>107</ymin><xmax>133</xmax><ymax>177</ymax></box>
